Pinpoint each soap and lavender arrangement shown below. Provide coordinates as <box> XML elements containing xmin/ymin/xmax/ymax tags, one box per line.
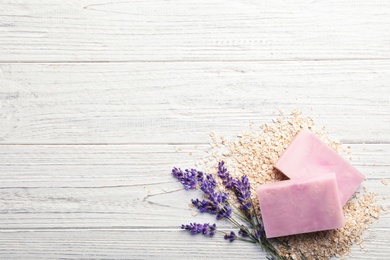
<box><xmin>171</xmin><ymin>111</ymin><xmax>382</xmax><ymax>260</ymax></box>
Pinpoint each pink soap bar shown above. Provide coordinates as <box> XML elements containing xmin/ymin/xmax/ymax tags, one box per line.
<box><xmin>257</xmin><ymin>173</ymin><xmax>345</xmax><ymax>238</ymax></box>
<box><xmin>275</xmin><ymin>129</ymin><xmax>364</xmax><ymax>205</ymax></box>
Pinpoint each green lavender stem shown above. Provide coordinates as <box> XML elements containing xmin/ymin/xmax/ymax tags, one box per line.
<box><xmin>216</xmin><ymin>230</ymin><xmax>256</xmax><ymax>243</ymax></box>
<box><xmin>230</xmin><ymin>202</ymin><xmax>253</xmax><ymax>224</ymax></box>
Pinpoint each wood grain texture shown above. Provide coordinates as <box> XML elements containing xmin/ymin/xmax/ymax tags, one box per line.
<box><xmin>1</xmin><ymin>0</ymin><xmax>389</xmax><ymax>259</ymax></box>
<box><xmin>0</xmin><ymin>144</ymin><xmax>389</xmax><ymax>259</ymax></box>
<box><xmin>0</xmin><ymin>0</ymin><xmax>389</xmax><ymax>62</ymax></box>
<box><xmin>0</xmin><ymin>229</ymin><xmax>389</xmax><ymax>260</ymax></box>
<box><xmin>0</xmin><ymin>61</ymin><xmax>389</xmax><ymax>144</ymax></box>
<box><xmin>0</xmin><ymin>144</ymin><xmax>388</xmax><ymax>229</ymax></box>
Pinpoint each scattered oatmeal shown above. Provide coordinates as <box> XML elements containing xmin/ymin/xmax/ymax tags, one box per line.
<box><xmin>381</xmin><ymin>179</ymin><xmax>388</xmax><ymax>186</ymax></box>
<box><xmin>200</xmin><ymin>110</ymin><xmax>383</xmax><ymax>260</ymax></box>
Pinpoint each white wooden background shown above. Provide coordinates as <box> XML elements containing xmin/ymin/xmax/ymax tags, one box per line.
<box><xmin>0</xmin><ymin>1</ymin><xmax>389</xmax><ymax>259</ymax></box>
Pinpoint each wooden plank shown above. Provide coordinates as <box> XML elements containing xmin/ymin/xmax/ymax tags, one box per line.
<box><xmin>0</xmin><ymin>0</ymin><xmax>389</xmax><ymax>62</ymax></box>
<box><xmin>0</xmin><ymin>144</ymin><xmax>388</xmax><ymax>229</ymax></box>
<box><xmin>0</xmin><ymin>229</ymin><xmax>389</xmax><ymax>260</ymax></box>
<box><xmin>0</xmin><ymin>61</ymin><xmax>389</xmax><ymax>144</ymax></box>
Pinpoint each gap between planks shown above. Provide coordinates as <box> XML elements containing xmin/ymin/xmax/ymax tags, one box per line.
<box><xmin>0</xmin><ymin>227</ymin><xmax>215</xmax><ymax>231</ymax></box>
<box><xmin>1</xmin><ymin>58</ymin><xmax>390</xmax><ymax>64</ymax></box>
<box><xmin>0</xmin><ymin>141</ymin><xmax>389</xmax><ymax>146</ymax></box>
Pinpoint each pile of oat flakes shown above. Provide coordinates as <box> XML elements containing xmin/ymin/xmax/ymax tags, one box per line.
<box><xmin>196</xmin><ymin>110</ymin><xmax>383</xmax><ymax>260</ymax></box>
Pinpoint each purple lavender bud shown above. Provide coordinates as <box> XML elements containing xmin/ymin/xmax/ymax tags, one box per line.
<box><xmin>192</xmin><ymin>191</ymin><xmax>231</xmax><ymax>219</ymax></box>
<box><xmin>200</xmin><ymin>179</ymin><xmax>215</xmax><ymax>195</ymax></box>
<box><xmin>205</xmin><ymin>173</ymin><xmax>217</xmax><ymax>187</ymax></box>
<box><xmin>192</xmin><ymin>198</ymin><xmax>219</xmax><ymax>214</ymax></box>
<box><xmin>238</xmin><ymin>226</ymin><xmax>250</xmax><ymax>237</ymax></box>
<box><xmin>172</xmin><ymin>167</ymin><xmax>200</xmax><ymax>190</ymax></box>
<box><xmin>172</xmin><ymin>167</ymin><xmax>206</xmax><ymax>190</ymax></box>
<box><xmin>181</xmin><ymin>178</ymin><xmax>197</xmax><ymax>190</ymax></box>
<box><xmin>232</xmin><ymin>175</ymin><xmax>252</xmax><ymax>211</ymax></box>
<box><xmin>254</xmin><ymin>223</ymin><xmax>265</xmax><ymax>239</ymax></box>
<box><xmin>217</xmin><ymin>161</ymin><xmax>234</xmax><ymax>189</ymax></box>
<box><xmin>199</xmin><ymin>173</ymin><xmax>217</xmax><ymax>194</ymax></box>
<box><xmin>181</xmin><ymin>223</ymin><xmax>216</xmax><ymax>237</ymax></box>
<box><xmin>240</xmin><ymin>201</ymin><xmax>252</xmax><ymax>211</ymax></box>
<box><xmin>202</xmin><ymin>223</ymin><xmax>216</xmax><ymax>236</ymax></box>
<box><xmin>224</xmin><ymin>231</ymin><xmax>236</xmax><ymax>242</ymax></box>
<box><xmin>191</xmin><ymin>199</ymin><xmax>208</xmax><ymax>213</ymax></box>
<box><xmin>217</xmin><ymin>161</ymin><xmax>228</xmax><ymax>178</ymax></box>
<box><xmin>214</xmin><ymin>192</ymin><xmax>229</xmax><ymax>203</ymax></box>
<box><xmin>196</xmin><ymin>170</ymin><xmax>204</xmax><ymax>182</ymax></box>
<box><xmin>172</xmin><ymin>167</ymin><xmax>184</xmax><ymax>180</ymax></box>
<box><xmin>216</xmin><ymin>204</ymin><xmax>232</xmax><ymax>220</ymax></box>
<box><xmin>224</xmin><ymin>176</ymin><xmax>234</xmax><ymax>189</ymax></box>
<box><xmin>181</xmin><ymin>223</ymin><xmax>202</xmax><ymax>234</ymax></box>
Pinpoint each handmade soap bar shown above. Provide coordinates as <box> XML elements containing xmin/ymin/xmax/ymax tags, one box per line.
<box><xmin>257</xmin><ymin>173</ymin><xmax>345</xmax><ymax>238</ymax></box>
<box><xmin>275</xmin><ymin>129</ymin><xmax>364</xmax><ymax>205</ymax></box>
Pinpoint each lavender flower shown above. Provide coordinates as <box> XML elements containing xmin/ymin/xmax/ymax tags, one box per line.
<box><xmin>217</xmin><ymin>161</ymin><xmax>228</xmax><ymax>178</ymax></box>
<box><xmin>232</xmin><ymin>175</ymin><xmax>252</xmax><ymax>211</ymax></box>
<box><xmin>213</xmin><ymin>191</ymin><xmax>229</xmax><ymax>203</ymax></box>
<box><xmin>224</xmin><ymin>231</ymin><xmax>236</xmax><ymax>242</ymax></box>
<box><xmin>196</xmin><ymin>170</ymin><xmax>204</xmax><ymax>181</ymax></box>
<box><xmin>217</xmin><ymin>161</ymin><xmax>234</xmax><ymax>189</ymax></box>
<box><xmin>216</xmin><ymin>204</ymin><xmax>232</xmax><ymax>220</ymax></box>
<box><xmin>217</xmin><ymin>161</ymin><xmax>252</xmax><ymax>212</ymax></box>
<box><xmin>203</xmin><ymin>223</ymin><xmax>217</xmax><ymax>236</ymax></box>
<box><xmin>191</xmin><ymin>198</ymin><xmax>217</xmax><ymax>214</ymax></box>
<box><xmin>181</xmin><ymin>223</ymin><xmax>216</xmax><ymax>236</ymax></box>
<box><xmin>200</xmin><ymin>174</ymin><xmax>217</xmax><ymax>194</ymax></box>
<box><xmin>172</xmin><ymin>163</ymin><xmax>284</xmax><ymax>260</ymax></box>
<box><xmin>254</xmin><ymin>223</ymin><xmax>265</xmax><ymax>239</ymax></box>
<box><xmin>171</xmin><ymin>167</ymin><xmax>184</xmax><ymax>180</ymax></box>
<box><xmin>238</xmin><ymin>225</ymin><xmax>250</xmax><ymax>237</ymax></box>
<box><xmin>172</xmin><ymin>167</ymin><xmax>204</xmax><ymax>190</ymax></box>
<box><xmin>191</xmin><ymin>191</ymin><xmax>232</xmax><ymax>220</ymax></box>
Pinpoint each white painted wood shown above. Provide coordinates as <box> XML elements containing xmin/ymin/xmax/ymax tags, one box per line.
<box><xmin>0</xmin><ymin>0</ymin><xmax>389</xmax><ymax>62</ymax></box>
<box><xmin>0</xmin><ymin>0</ymin><xmax>389</xmax><ymax>259</ymax></box>
<box><xmin>0</xmin><ymin>229</ymin><xmax>389</xmax><ymax>260</ymax></box>
<box><xmin>0</xmin><ymin>61</ymin><xmax>389</xmax><ymax>144</ymax></box>
<box><xmin>0</xmin><ymin>144</ymin><xmax>388</xmax><ymax>230</ymax></box>
<box><xmin>0</xmin><ymin>143</ymin><xmax>389</xmax><ymax>259</ymax></box>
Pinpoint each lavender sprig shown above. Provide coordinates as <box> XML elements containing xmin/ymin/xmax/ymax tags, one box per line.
<box><xmin>233</xmin><ymin>175</ymin><xmax>253</xmax><ymax>211</ymax></box>
<box><xmin>200</xmin><ymin>173</ymin><xmax>217</xmax><ymax>194</ymax></box>
<box><xmin>172</xmin><ymin>161</ymin><xmax>285</xmax><ymax>260</ymax></box>
<box><xmin>181</xmin><ymin>223</ymin><xmax>256</xmax><ymax>244</ymax></box>
<box><xmin>191</xmin><ymin>191</ymin><xmax>232</xmax><ymax>220</ymax></box>
<box><xmin>181</xmin><ymin>223</ymin><xmax>216</xmax><ymax>236</ymax></box>
<box><xmin>172</xmin><ymin>168</ymin><xmax>204</xmax><ymax>190</ymax></box>
<box><xmin>217</xmin><ymin>161</ymin><xmax>234</xmax><ymax>188</ymax></box>
<box><xmin>218</xmin><ymin>162</ymin><xmax>252</xmax><ymax>210</ymax></box>
<box><xmin>239</xmin><ymin>225</ymin><xmax>250</xmax><ymax>237</ymax></box>
<box><xmin>172</xmin><ymin>166</ymin><xmax>232</xmax><ymax>220</ymax></box>
<box><xmin>224</xmin><ymin>231</ymin><xmax>237</xmax><ymax>242</ymax></box>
